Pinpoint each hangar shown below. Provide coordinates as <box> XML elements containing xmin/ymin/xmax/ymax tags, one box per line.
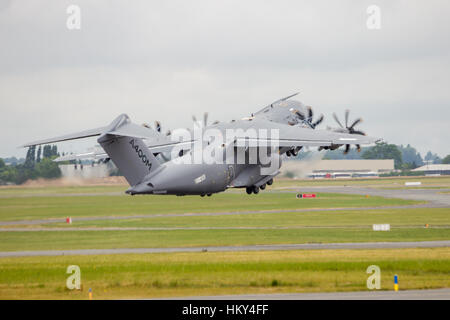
<box><xmin>412</xmin><ymin>164</ymin><xmax>450</xmax><ymax>176</ymax></box>
<box><xmin>280</xmin><ymin>159</ymin><xmax>395</xmax><ymax>178</ymax></box>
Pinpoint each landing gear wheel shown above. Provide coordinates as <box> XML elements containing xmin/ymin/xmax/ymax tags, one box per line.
<box><xmin>260</xmin><ymin>184</ymin><xmax>266</xmax><ymax>190</ymax></box>
<box><xmin>267</xmin><ymin>179</ymin><xmax>273</xmax><ymax>186</ymax></box>
<box><xmin>200</xmin><ymin>194</ymin><xmax>205</xmax><ymax>197</ymax></box>
<box><xmin>286</xmin><ymin>150</ymin><xmax>291</xmax><ymax>157</ymax></box>
<box><xmin>246</xmin><ymin>187</ymin><xmax>253</xmax><ymax>194</ymax></box>
<box><xmin>253</xmin><ymin>186</ymin><xmax>260</xmax><ymax>194</ymax></box>
<box><xmin>207</xmin><ymin>193</ymin><xmax>212</xmax><ymax>197</ymax></box>
<box><xmin>291</xmin><ymin>149</ymin><xmax>298</xmax><ymax>156</ymax></box>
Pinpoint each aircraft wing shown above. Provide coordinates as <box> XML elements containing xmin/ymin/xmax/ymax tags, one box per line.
<box><xmin>227</xmin><ymin>119</ymin><xmax>378</xmax><ymax>148</ymax></box>
<box><xmin>53</xmin><ymin>140</ymin><xmax>195</xmax><ymax>163</ymax></box>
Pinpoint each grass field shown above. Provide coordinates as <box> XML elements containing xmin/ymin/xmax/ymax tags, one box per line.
<box><xmin>271</xmin><ymin>176</ymin><xmax>450</xmax><ymax>188</ymax></box>
<box><xmin>0</xmin><ymin>192</ymin><xmax>421</xmax><ymax>222</ymax></box>
<box><xmin>0</xmin><ymin>248</ymin><xmax>448</xmax><ymax>299</ymax></box>
<box><xmin>46</xmin><ymin>208</ymin><xmax>448</xmax><ymax>228</ymax></box>
<box><xmin>1</xmin><ymin>228</ymin><xmax>449</xmax><ymax>252</ymax></box>
<box><xmin>0</xmin><ymin>176</ymin><xmax>448</xmax><ymax>299</ymax></box>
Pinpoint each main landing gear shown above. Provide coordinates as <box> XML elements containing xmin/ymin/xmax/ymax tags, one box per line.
<box><xmin>246</xmin><ymin>179</ymin><xmax>273</xmax><ymax>195</ymax></box>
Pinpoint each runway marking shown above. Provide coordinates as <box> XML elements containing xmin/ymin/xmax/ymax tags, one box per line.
<box><xmin>0</xmin><ymin>240</ymin><xmax>449</xmax><ymax>258</ymax></box>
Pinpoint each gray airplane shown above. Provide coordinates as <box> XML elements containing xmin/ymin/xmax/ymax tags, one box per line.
<box><xmin>22</xmin><ymin>94</ymin><xmax>378</xmax><ymax>196</ymax></box>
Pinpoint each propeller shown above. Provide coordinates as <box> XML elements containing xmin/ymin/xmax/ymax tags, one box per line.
<box><xmin>332</xmin><ymin>109</ymin><xmax>366</xmax><ymax>154</ymax></box>
<box><xmin>291</xmin><ymin>106</ymin><xmax>324</xmax><ymax>129</ymax></box>
<box><xmin>192</xmin><ymin>112</ymin><xmax>219</xmax><ymax>127</ymax></box>
<box><xmin>143</xmin><ymin>121</ymin><xmax>171</xmax><ymax>136</ymax></box>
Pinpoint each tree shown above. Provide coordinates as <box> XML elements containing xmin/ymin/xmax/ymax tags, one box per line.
<box><xmin>398</xmin><ymin>144</ymin><xmax>423</xmax><ymax>167</ymax></box>
<box><xmin>24</xmin><ymin>146</ymin><xmax>36</xmax><ymax>169</ymax></box>
<box><xmin>0</xmin><ymin>158</ymin><xmax>5</xmax><ymax>170</ymax></box>
<box><xmin>35</xmin><ymin>158</ymin><xmax>62</xmax><ymax>179</ymax></box>
<box><xmin>36</xmin><ymin>146</ymin><xmax>42</xmax><ymax>163</ymax></box>
<box><xmin>362</xmin><ymin>142</ymin><xmax>403</xmax><ymax>169</ymax></box>
<box><xmin>424</xmin><ymin>151</ymin><xmax>441</xmax><ymax>164</ymax></box>
<box><xmin>51</xmin><ymin>145</ymin><xmax>58</xmax><ymax>157</ymax></box>
<box><xmin>442</xmin><ymin>155</ymin><xmax>450</xmax><ymax>164</ymax></box>
<box><xmin>43</xmin><ymin>145</ymin><xmax>52</xmax><ymax>159</ymax></box>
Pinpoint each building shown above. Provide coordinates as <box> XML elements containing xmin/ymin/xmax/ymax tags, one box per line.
<box><xmin>412</xmin><ymin>164</ymin><xmax>450</xmax><ymax>176</ymax></box>
<box><xmin>280</xmin><ymin>159</ymin><xmax>394</xmax><ymax>178</ymax></box>
<box><xmin>59</xmin><ymin>163</ymin><xmax>111</xmax><ymax>179</ymax></box>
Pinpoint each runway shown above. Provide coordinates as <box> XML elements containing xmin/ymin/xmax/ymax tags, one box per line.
<box><xmin>0</xmin><ymin>186</ymin><xmax>448</xmax><ymax>227</ymax></box>
<box><xmin>170</xmin><ymin>288</ymin><xmax>450</xmax><ymax>300</ymax></box>
<box><xmin>1</xmin><ymin>240</ymin><xmax>449</xmax><ymax>258</ymax></box>
<box><xmin>1</xmin><ymin>225</ymin><xmax>449</xmax><ymax>232</ymax></box>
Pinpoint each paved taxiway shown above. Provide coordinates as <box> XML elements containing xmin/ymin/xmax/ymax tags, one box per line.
<box><xmin>1</xmin><ymin>240</ymin><xmax>449</xmax><ymax>258</ymax></box>
<box><xmin>170</xmin><ymin>288</ymin><xmax>450</xmax><ymax>300</ymax></box>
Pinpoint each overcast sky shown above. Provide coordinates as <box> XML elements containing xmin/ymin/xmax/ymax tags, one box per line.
<box><xmin>1</xmin><ymin>0</ymin><xmax>449</xmax><ymax>158</ymax></box>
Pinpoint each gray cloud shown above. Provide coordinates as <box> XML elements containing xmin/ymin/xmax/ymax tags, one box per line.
<box><xmin>0</xmin><ymin>0</ymin><xmax>449</xmax><ymax>158</ymax></box>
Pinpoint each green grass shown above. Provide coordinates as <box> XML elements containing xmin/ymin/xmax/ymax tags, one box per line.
<box><xmin>0</xmin><ymin>228</ymin><xmax>448</xmax><ymax>252</ymax></box>
<box><xmin>0</xmin><ymin>248</ymin><xmax>448</xmax><ymax>299</ymax></box>
<box><xmin>0</xmin><ymin>192</ymin><xmax>421</xmax><ymax>222</ymax></box>
<box><xmin>0</xmin><ymin>185</ymin><xmax>125</xmax><ymax>196</ymax></box>
<box><xmin>44</xmin><ymin>208</ymin><xmax>450</xmax><ymax>229</ymax></box>
<box><xmin>0</xmin><ymin>182</ymin><xmax>448</xmax><ymax>299</ymax></box>
<box><xmin>270</xmin><ymin>176</ymin><xmax>450</xmax><ymax>188</ymax></box>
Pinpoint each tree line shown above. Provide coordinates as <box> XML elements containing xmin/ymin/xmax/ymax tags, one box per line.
<box><xmin>1</xmin><ymin>142</ymin><xmax>449</xmax><ymax>185</ymax></box>
<box><xmin>0</xmin><ymin>145</ymin><xmax>62</xmax><ymax>185</ymax></box>
<box><xmin>294</xmin><ymin>142</ymin><xmax>449</xmax><ymax>170</ymax></box>
<box><xmin>317</xmin><ymin>142</ymin><xmax>448</xmax><ymax>170</ymax></box>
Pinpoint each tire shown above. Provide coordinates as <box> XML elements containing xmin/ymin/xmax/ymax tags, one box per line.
<box><xmin>260</xmin><ymin>184</ymin><xmax>266</xmax><ymax>190</ymax></box>
<box><xmin>267</xmin><ymin>179</ymin><xmax>273</xmax><ymax>186</ymax></box>
<box><xmin>246</xmin><ymin>187</ymin><xmax>253</xmax><ymax>194</ymax></box>
<box><xmin>207</xmin><ymin>193</ymin><xmax>212</xmax><ymax>197</ymax></box>
<box><xmin>286</xmin><ymin>150</ymin><xmax>291</xmax><ymax>157</ymax></box>
<box><xmin>253</xmin><ymin>186</ymin><xmax>260</xmax><ymax>194</ymax></box>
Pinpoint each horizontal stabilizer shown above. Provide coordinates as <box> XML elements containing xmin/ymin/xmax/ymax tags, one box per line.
<box><xmin>21</xmin><ymin>114</ymin><xmax>172</xmax><ymax>148</ymax></box>
<box><xmin>22</xmin><ymin>126</ymin><xmax>107</xmax><ymax>148</ymax></box>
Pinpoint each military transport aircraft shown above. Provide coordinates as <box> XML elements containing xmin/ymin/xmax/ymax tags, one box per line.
<box><xmin>22</xmin><ymin>94</ymin><xmax>378</xmax><ymax>196</ymax></box>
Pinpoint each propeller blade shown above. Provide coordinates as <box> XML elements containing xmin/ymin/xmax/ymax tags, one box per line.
<box><xmin>349</xmin><ymin>118</ymin><xmax>362</xmax><ymax>130</ymax></box>
<box><xmin>333</xmin><ymin>113</ymin><xmax>344</xmax><ymax>128</ymax></box>
<box><xmin>345</xmin><ymin>109</ymin><xmax>349</xmax><ymax>128</ymax></box>
<box><xmin>154</xmin><ymin>121</ymin><xmax>161</xmax><ymax>133</ymax></box>
<box><xmin>294</xmin><ymin>110</ymin><xmax>305</xmax><ymax>120</ymax></box>
<box><xmin>344</xmin><ymin>144</ymin><xmax>350</xmax><ymax>154</ymax></box>
<box><xmin>312</xmin><ymin>114</ymin><xmax>324</xmax><ymax>128</ymax></box>
<box><xmin>307</xmin><ymin>106</ymin><xmax>313</xmax><ymax>120</ymax></box>
<box><xmin>352</xmin><ymin>130</ymin><xmax>366</xmax><ymax>136</ymax></box>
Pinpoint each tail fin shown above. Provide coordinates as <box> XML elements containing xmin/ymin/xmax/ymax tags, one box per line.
<box><xmin>98</xmin><ymin>134</ymin><xmax>160</xmax><ymax>186</ymax></box>
<box><xmin>95</xmin><ymin>114</ymin><xmax>162</xmax><ymax>186</ymax></box>
<box><xmin>22</xmin><ymin>114</ymin><xmax>168</xmax><ymax>187</ymax></box>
